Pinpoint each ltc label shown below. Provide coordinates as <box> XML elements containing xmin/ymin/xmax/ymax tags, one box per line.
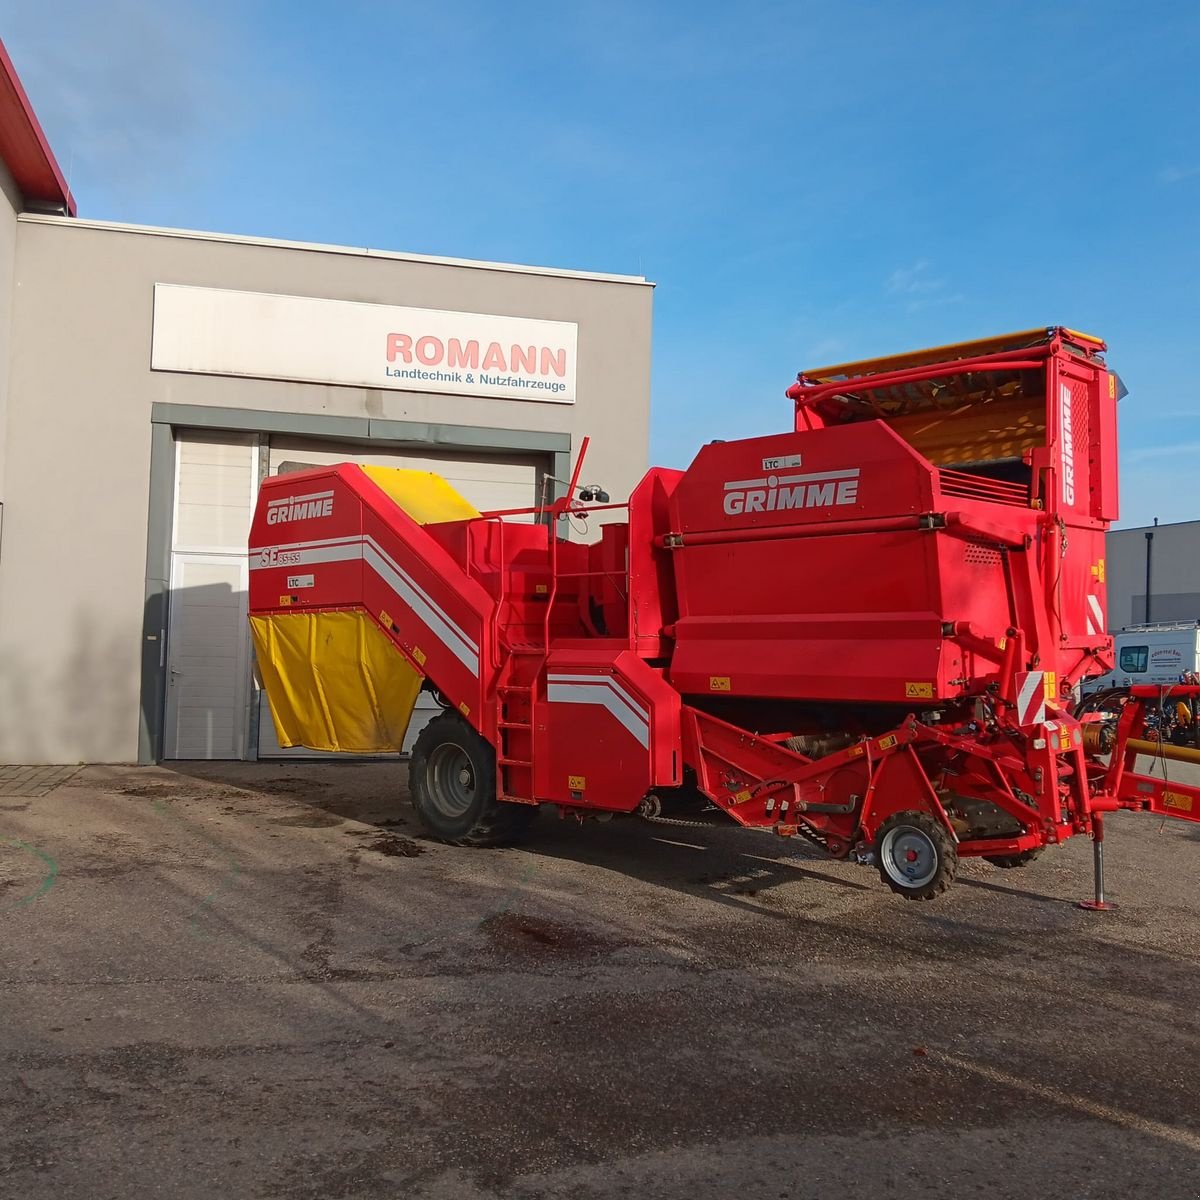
<box><xmin>762</xmin><ymin>453</ymin><xmax>801</xmax><ymax>470</ymax></box>
<box><xmin>286</xmin><ymin>574</ymin><xmax>315</xmax><ymax>589</ymax></box>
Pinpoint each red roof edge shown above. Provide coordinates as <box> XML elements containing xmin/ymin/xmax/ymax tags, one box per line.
<box><xmin>0</xmin><ymin>37</ymin><xmax>76</xmax><ymax>215</ymax></box>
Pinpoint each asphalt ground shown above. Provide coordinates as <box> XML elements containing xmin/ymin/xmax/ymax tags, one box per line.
<box><xmin>1</xmin><ymin>756</ymin><xmax>1199</xmax><ymax>1199</ymax></box>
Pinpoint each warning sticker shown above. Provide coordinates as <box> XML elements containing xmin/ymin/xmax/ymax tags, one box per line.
<box><xmin>878</xmin><ymin>734</ymin><xmax>898</xmax><ymax>751</ymax></box>
<box><xmin>568</xmin><ymin>775</ymin><xmax>586</xmax><ymax>791</ymax></box>
<box><xmin>1163</xmin><ymin>791</ymin><xmax>1194</xmax><ymax>813</ymax></box>
<box><xmin>411</xmin><ymin>646</ymin><xmax>427</xmax><ymax>666</ymax></box>
<box><xmin>905</xmin><ymin>682</ymin><xmax>934</xmax><ymax>699</ymax></box>
<box><xmin>709</xmin><ymin>676</ymin><xmax>731</xmax><ymax>692</ymax></box>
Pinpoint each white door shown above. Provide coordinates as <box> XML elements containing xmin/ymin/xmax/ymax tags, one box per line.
<box><xmin>257</xmin><ymin>436</ymin><xmax>542</xmax><ymax>758</ymax></box>
<box><xmin>164</xmin><ymin>555</ymin><xmax>251</xmax><ymax>759</ymax></box>
<box><xmin>165</xmin><ymin>433</ymin><xmax>259</xmax><ymax>760</ymax></box>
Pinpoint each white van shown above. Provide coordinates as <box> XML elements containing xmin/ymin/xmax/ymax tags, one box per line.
<box><xmin>1083</xmin><ymin>622</ymin><xmax>1200</xmax><ymax>693</ymax></box>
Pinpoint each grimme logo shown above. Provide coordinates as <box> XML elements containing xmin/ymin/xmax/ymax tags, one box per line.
<box><xmin>1060</xmin><ymin>383</ymin><xmax>1076</xmax><ymax>506</ymax></box>
<box><xmin>266</xmin><ymin>489</ymin><xmax>335</xmax><ymax>525</ymax></box>
<box><xmin>723</xmin><ymin>467</ymin><xmax>861</xmax><ymax>515</ymax></box>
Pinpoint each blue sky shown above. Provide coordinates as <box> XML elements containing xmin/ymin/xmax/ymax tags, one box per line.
<box><xmin>4</xmin><ymin>0</ymin><xmax>1197</xmax><ymax>527</ymax></box>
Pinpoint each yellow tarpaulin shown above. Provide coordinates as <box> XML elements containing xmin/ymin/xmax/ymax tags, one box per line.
<box><xmin>250</xmin><ymin>610</ymin><xmax>423</xmax><ymax>753</ymax></box>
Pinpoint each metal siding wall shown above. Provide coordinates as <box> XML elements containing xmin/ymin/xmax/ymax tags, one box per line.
<box><xmin>1106</xmin><ymin>522</ymin><xmax>1200</xmax><ymax>628</ymax></box>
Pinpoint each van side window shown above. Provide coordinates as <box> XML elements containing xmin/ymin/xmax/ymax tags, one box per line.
<box><xmin>1119</xmin><ymin>645</ymin><xmax>1149</xmax><ymax>673</ymax></box>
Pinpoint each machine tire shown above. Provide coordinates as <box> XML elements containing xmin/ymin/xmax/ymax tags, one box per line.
<box><xmin>874</xmin><ymin>810</ymin><xmax>957</xmax><ymax>901</ymax></box>
<box><xmin>983</xmin><ymin>849</ymin><xmax>1043</xmax><ymax>869</ymax></box>
<box><xmin>409</xmin><ymin>712</ymin><xmax>537</xmax><ymax>847</ymax></box>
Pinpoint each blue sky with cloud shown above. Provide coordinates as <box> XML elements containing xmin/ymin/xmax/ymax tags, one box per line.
<box><xmin>3</xmin><ymin>0</ymin><xmax>1197</xmax><ymax>527</ymax></box>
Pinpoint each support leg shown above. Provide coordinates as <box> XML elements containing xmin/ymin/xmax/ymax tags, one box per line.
<box><xmin>1078</xmin><ymin>812</ymin><xmax>1116</xmax><ymax>911</ymax></box>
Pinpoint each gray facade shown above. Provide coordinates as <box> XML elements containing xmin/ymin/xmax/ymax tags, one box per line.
<box><xmin>0</xmin><ymin>215</ymin><xmax>652</xmax><ymax>764</ymax></box>
<box><xmin>0</xmin><ymin>159</ymin><xmax>18</xmax><ymax>502</ymax></box>
<box><xmin>1106</xmin><ymin>519</ymin><xmax>1200</xmax><ymax>628</ymax></box>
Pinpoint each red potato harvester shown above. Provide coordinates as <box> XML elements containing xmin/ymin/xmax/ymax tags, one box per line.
<box><xmin>248</xmin><ymin>328</ymin><xmax>1200</xmax><ymax>902</ymax></box>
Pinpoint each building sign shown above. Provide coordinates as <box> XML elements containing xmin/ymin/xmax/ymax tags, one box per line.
<box><xmin>151</xmin><ymin>284</ymin><xmax>578</xmax><ymax>404</ymax></box>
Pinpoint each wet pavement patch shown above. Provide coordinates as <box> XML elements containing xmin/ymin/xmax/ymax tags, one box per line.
<box><xmin>268</xmin><ymin>812</ymin><xmax>346</xmax><ymax>828</ymax></box>
<box><xmin>479</xmin><ymin>910</ymin><xmax>621</xmax><ymax>958</ymax></box>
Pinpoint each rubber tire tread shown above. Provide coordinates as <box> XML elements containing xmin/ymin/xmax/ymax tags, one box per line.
<box><xmin>875</xmin><ymin>810</ymin><xmax>958</xmax><ymax>901</ymax></box>
<box><xmin>409</xmin><ymin>712</ymin><xmax>537</xmax><ymax>847</ymax></box>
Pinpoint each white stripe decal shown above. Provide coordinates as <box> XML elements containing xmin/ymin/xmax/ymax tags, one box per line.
<box><xmin>1016</xmin><ymin>671</ymin><xmax>1041</xmax><ymax>717</ymax></box>
<box><xmin>362</xmin><ymin>543</ymin><xmax>478</xmax><ymax>672</ymax></box>
<box><xmin>251</xmin><ymin>536</ymin><xmax>479</xmax><ymax>674</ymax></box>
<box><xmin>252</xmin><ymin>534</ymin><xmax>363</xmax><ymax>555</ymax></box>
<box><xmin>546</xmin><ymin>673</ymin><xmax>649</xmax><ymax>725</ymax></box>
<box><xmin>363</xmin><ymin>536</ymin><xmax>478</xmax><ymax>655</ymax></box>
<box><xmin>1087</xmin><ymin>594</ymin><xmax>1105</xmax><ymax>630</ymax></box>
<box><xmin>252</xmin><ymin>541</ymin><xmax>364</xmax><ymax>569</ymax></box>
<box><xmin>546</xmin><ymin>683</ymin><xmax>650</xmax><ymax>749</ymax></box>
<box><xmin>253</xmin><ymin>535</ymin><xmax>480</xmax><ymax>657</ymax></box>
<box><xmin>267</xmin><ymin>489</ymin><xmax>334</xmax><ymax>508</ymax></box>
<box><xmin>722</xmin><ymin>467</ymin><xmax>860</xmax><ymax>491</ymax></box>
<box><xmin>1086</xmin><ymin>615</ymin><xmax>1098</xmax><ymax>635</ymax></box>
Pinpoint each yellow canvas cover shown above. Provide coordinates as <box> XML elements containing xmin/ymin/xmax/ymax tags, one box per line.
<box><xmin>250</xmin><ymin>610</ymin><xmax>423</xmax><ymax>753</ymax></box>
<box><xmin>361</xmin><ymin>466</ymin><xmax>481</xmax><ymax>524</ymax></box>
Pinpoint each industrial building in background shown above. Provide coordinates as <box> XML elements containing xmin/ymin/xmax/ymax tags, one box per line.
<box><xmin>1106</xmin><ymin>517</ymin><xmax>1200</xmax><ymax>627</ymax></box>
<box><xmin>0</xmin><ymin>39</ymin><xmax>652</xmax><ymax>766</ymax></box>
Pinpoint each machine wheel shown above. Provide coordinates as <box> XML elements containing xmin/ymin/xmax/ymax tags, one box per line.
<box><xmin>409</xmin><ymin>713</ymin><xmax>537</xmax><ymax>847</ymax></box>
<box><xmin>874</xmin><ymin>810</ymin><xmax>957</xmax><ymax>901</ymax></box>
<box><xmin>983</xmin><ymin>849</ymin><xmax>1043</xmax><ymax>869</ymax></box>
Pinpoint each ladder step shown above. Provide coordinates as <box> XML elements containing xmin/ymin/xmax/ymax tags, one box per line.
<box><xmin>498</xmin><ymin>720</ymin><xmax>531</xmax><ymax>730</ymax></box>
<box><xmin>499</xmin><ymin>756</ymin><xmax>532</xmax><ymax>768</ymax></box>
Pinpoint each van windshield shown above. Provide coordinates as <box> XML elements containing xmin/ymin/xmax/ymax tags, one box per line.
<box><xmin>1119</xmin><ymin>645</ymin><xmax>1149</xmax><ymax>673</ymax></box>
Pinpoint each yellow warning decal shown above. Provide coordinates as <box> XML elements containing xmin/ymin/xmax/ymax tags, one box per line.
<box><xmin>731</xmin><ymin>789</ymin><xmax>751</xmax><ymax>805</ymax></box>
<box><xmin>535</xmin><ymin>583</ymin><xmax>549</xmax><ymax>595</ymax></box>
<box><xmin>1108</xmin><ymin>373</ymin><xmax>1117</xmax><ymax>398</ymax></box>
<box><xmin>458</xmin><ymin>701</ymin><xmax>471</xmax><ymax>717</ymax></box>
<box><xmin>568</xmin><ymin>775</ymin><xmax>586</xmax><ymax>791</ymax></box>
<box><xmin>279</xmin><ymin>595</ymin><xmax>293</xmax><ymax>607</ymax></box>
<box><xmin>1163</xmin><ymin>791</ymin><xmax>1194</xmax><ymax>813</ymax></box>
<box><xmin>1098</xmin><ymin>559</ymin><xmax>1106</xmax><ymax>583</ymax></box>
<box><xmin>709</xmin><ymin>676</ymin><xmax>731</xmax><ymax>692</ymax></box>
<box><xmin>848</xmin><ymin>745</ymin><xmax>866</xmax><ymax>758</ymax></box>
<box><xmin>1058</xmin><ymin>728</ymin><xmax>1072</xmax><ymax>751</ymax></box>
<box><xmin>1043</xmin><ymin>671</ymin><xmax>1058</xmax><ymax>700</ymax></box>
<box><xmin>878</xmin><ymin>734</ymin><xmax>898</xmax><ymax>751</ymax></box>
<box><xmin>411</xmin><ymin>645</ymin><xmax>427</xmax><ymax>667</ymax></box>
<box><xmin>905</xmin><ymin>682</ymin><xmax>934</xmax><ymax>699</ymax></box>
<box><xmin>380</xmin><ymin>609</ymin><xmax>393</xmax><ymax>628</ymax></box>
<box><xmin>997</xmin><ymin>636</ymin><xmax>1007</xmax><ymax>650</ymax></box>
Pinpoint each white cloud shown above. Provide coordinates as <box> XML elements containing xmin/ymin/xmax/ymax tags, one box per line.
<box><xmin>887</xmin><ymin>259</ymin><xmax>942</xmax><ymax>295</ymax></box>
<box><xmin>1159</xmin><ymin>165</ymin><xmax>1200</xmax><ymax>185</ymax></box>
<box><xmin>1124</xmin><ymin>440</ymin><xmax>1200</xmax><ymax>463</ymax></box>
